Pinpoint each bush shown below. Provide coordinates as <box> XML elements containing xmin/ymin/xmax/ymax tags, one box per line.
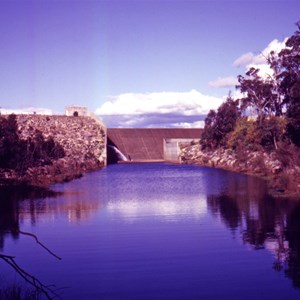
<box><xmin>286</xmin><ymin>101</ymin><xmax>300</xmax><ymax>146</ymax></box>
<box><xmin>227</xmin><ymin>118</ymin><xmax>262</xmax><ymax>151</ymax></box>
<box><xmin>227</xmin><ymin>116</ymin><xmax>287</xmax><ymax>152</ymax></box>
<box><xmin>260</xmin><ymin>116</ymin><xmax>287</xmax><ymax>151</ymax></box>
<box><xmin>275</xmin><ymin>142</ymin><xmax>300</xmax><ymax>169</ymax></box>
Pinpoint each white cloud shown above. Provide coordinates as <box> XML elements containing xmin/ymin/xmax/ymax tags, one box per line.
<box><xmin>234</xmin><ymin>39</ymin><xmax>287</xmax><ymax>68</ymax></box>
<box><xmin>209</xmin><ymin>39</ymin><xmax>288</xmax><ymax>93</ymax></box>
<box><xmin>95</xmin><ymin>90</ymin><xmax>223</xmax><ymax>128</ymax></box>
<box><xmin>96</xmin><ymin>90</ymin><xmax>223</xmax><ymax>116</ymax></box>
<box><xmin>233</xmin><ymin>38</ymin><xmax>287</xmax><ymax>78</ymax></box>
<box><xmin>233</xmin><ymin>52</ymin><xmax>257</xmax><ymax>67</ymax></box>
<box><xmin>172</xmin><ymin>121</ymin><xmax>205</xmax><ymax>128</ymax></box>
<box><xmin>208</xmin><ymin>76</ymin><xmax>238</xmax><ymax>88</ymax></box>
<box><xmin>263</xmin><ymin>38</ymin><xmax>288</xmax><ymax>57</ymax></box>
<box><xmin>0</xmin><ymin>107</ymin><xmax>53</xmax><ymax>115</ymax></box>
<box><xmin>231</xmin><ymin>89</ymin><xmax>244</xmax><ymax>100</ymax></box>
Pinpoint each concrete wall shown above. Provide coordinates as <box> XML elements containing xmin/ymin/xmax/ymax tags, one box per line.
<box><xmin>107</xmin><ymin>128</ymin><xmax>202</xmax><ymax>162</ymax></box>
<box><xmin>65</xmin><ymin>106</ymin><xmax>88</xmax><ymax>117</ymax></box>
<box><xmin>164</xmin><ymin>139</ymin><xmax>197</xmax><ymax>162</ymax></box>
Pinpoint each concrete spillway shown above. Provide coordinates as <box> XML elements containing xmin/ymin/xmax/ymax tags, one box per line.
<box><xmin>107</xmin><ymin>128</ymin><xmax>202</xmax><ymax>163</ymax></box>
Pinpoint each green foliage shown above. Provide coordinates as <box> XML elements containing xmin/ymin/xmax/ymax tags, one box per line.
<box><xmin>237</xmin><ymin>67</ymin><xmax>280</xmax><ymax>124</ymax></box>
<box><xmin>227</xmin><ymin>117</ymin><xmax>287</xmax><ymax>151</ymax></box>
<box><xmin>0</xmin><ymin>115</ymin><xmax>65</xmax><ymax>173</ymax></box>
<box><xmin>201</xmin><ymin>21</ymin><xmax>300</xmax><ymax>151</ymax></box>
<box><xmin>200</xmin><ymin>97</ymin><xmax>240</xmax><ymax>150</ymax></box>
<box><xmin>227</xmin><ymin>118</ymin><xmax>260</xmax><ymax>151</ymax></box>
<box><xmin>260</xmin><ymin>116</ymin><xmax>287</xmax><ymax>150</ymax></box>
<box><xmin>286</xmin><ymin>81</ymin><xmax>300</xmax><ymax>146</ymax></box>
<box><xmin>276</xmin><ymin>22</ymin><xmax>300</xmax><ymax>146</ymax></box>
<box><xmin>274</xmin><ymin>142</ymin><xmax>300</xmax><ymax>169</ymax></box>
<box><xmin>0</xmin><ymin>114</ymin><xmax>22</xmax><ymax>169</ymax></box>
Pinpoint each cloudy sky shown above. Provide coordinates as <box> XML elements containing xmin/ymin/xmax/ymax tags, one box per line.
<box><xmin>0</xmin><ymin>0</ymin><xmax>299</xmax><ymax>127</ymax></box>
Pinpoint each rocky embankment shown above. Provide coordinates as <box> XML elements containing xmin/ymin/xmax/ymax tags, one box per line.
<box><xmin>180</xmin><ymin>144</ymin><xmax>300</xmax><ymax>197</ymax></box>
<box><xmin>1</xmin><ymin>115</ymin><xmax>106</xmax><ymax>186</ymax></box>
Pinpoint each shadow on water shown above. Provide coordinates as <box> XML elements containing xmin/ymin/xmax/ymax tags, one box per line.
<box><xmin>206</xmin><ymin>175</ymin><xmax>300</xmax><ymax>288</ymax></box>
<box><xmin>0</xmin><ymin>186</ymin><xmax>64</xmax><ymax>299</ymax></box>
<box><xmin>0</xmin><ymin>186</ymin><xmax>61</xmax><ymax>250</ymax></box>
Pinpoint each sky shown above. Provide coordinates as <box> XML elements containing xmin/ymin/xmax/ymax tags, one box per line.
<box><xmin>0</xmin><ymin>0</ymin><xmax>299</xmax><ymax>128</ymax></box>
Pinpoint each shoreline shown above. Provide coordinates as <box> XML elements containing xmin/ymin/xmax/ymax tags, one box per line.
<box><xmin>0</xmin><ymin>158</ymin><xmax>104</xmax><ymax>188</ymax></box>
<box><xmin>180</xmin><ymin>146</ymin><xmax>300</xmax><ymax>200</ymax></box>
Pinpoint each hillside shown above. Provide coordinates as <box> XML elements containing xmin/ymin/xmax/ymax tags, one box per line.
<box><xmin>0</xmin><ymin>114</ymin><xmax>106</xmax><ymax>186</ymax></box>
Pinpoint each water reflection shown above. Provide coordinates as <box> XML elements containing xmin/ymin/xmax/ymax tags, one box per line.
<box><xmin>0</xmin><ymin>186</ymin><xmax>60</xmax><ymax>250</ymax></box>
<box><xmin>206</xmin><ymin>175</ymin><xmax>300</xmax><ymax>288</ymax></box>
<box><xmin>18</xmin><ymin>192</ymin><xmax>102</xmax><ymax>224</ymax></box>
<box><xmin>107</xmin><ymin>197</ymin><xmax>207</xmax><ymax>221</ymax></box>
<box><xmin>0</xmin><ymin>185</ymin><xmax>102</xmax><ymax>250</ymax></box>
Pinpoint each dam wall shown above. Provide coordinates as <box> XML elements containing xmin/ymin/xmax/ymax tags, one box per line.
<box><xmin>107</xmin><ymin>128</ymin><xmax>202</xmax><ymax>162</ymax></box>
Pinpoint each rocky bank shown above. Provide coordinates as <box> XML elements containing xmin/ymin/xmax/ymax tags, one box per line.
<box><xmin>180</xmin><ymin>143</ymin><xmax>300</xmax><ymax>197</ymax></box>
<box><xmin>1</xmin><ymin>115</ymin><xmax>106</xmax><ymax>187</ymax></box>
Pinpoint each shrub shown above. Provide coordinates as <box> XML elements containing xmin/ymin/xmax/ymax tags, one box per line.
<box><xmin>275</xmin><ymin>142</ymin><xmax>300</xmax><ymax>169</ymax></box>
<box><xmin>227</xmin><ymin>118</ymin><xmax>262</xmax><ymax>151</ymax></box>
<box><xmin>227</xmin><ymin>116</ymin><xmax>287</xmax><ymax>152</ymax></box>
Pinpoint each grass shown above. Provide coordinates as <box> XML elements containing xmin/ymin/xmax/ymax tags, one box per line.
<box><xmin>0</xmin><ymin>284</ymin><xmax>40</xmax><ymax>300</ymax></box>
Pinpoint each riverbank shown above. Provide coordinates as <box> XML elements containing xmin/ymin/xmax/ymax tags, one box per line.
<box><xmin>0</xmin><ymin>114</ymin><xmax>106</xmax><ymax>187</ymax></box>
<box><xmin>180</xmin><ymin>144</ymin><xmax>300</xmax><ymax>198</ymax></box>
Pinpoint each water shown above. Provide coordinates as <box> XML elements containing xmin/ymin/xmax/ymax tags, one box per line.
<box><xmin>1</xmin><ymin>163</ymin><xmax>300</xmax><ymax>299</ymax></box>
<box><xmin>107</xmin><ymin>145</ymin><xmax>128</xmax><ymax>162</ymax></box>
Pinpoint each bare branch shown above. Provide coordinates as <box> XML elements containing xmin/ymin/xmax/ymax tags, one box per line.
<box><xmin>18</xmin><ymin>230</ymin><xmax>62</xmax><ymax>260</ymax></box>
<box><xmin>0</xmin><ymin>253</ymin><xmax>60</xmax><ymax>299</ymax></box>
<box><xmin>0</xmin><ymin>229</ymin><xmax>63</xmax><ymax>298</ymax></box>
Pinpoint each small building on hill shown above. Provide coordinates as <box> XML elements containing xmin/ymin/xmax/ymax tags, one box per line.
<box><xmin>65</xmin><ymin>106</ymin><xmax>88</xmax><ymax>117</ymax></box>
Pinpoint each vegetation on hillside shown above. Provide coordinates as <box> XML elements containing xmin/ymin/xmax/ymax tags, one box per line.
<box><xmin>200</xmin><ymin>21</ymin><xmax>300</xmax><ymax>171</ymax></box>
<box><xmin>0</xmin><ymin>114</ymin><xmax>65</xmax><ymax>175</ymax></box>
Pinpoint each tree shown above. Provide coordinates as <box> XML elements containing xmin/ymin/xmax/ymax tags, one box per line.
<box><xmin>0</xmin><ymin>114</ymin><xmax>25</xmax><ymax>169</ymax></box>
<box><xmin>200</xmin><ymin>109</ymin><xmax>217</xmax><ymax>149</ymax></box>
<box><xmin>237</xmin><ymin>67</ymin><xmax>280</xmax><ymax>126</ymax></box>
<box><xmin>277</xmin><ymin>21</ymin><xmax>300</xmax><ymax>146</ymax></box>
<box><xmin>201</xmin><ymin>96</ymin><xmax>240</xmax><ymax>149</ymax></box>
<box><xmin>236</xmin><ymin>21</ymin><xmax>300</xmax><ymax>147</ymax></box>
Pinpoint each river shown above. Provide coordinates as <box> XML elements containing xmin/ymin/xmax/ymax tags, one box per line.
<box><xmin>1</xmin><ymin>163</ymin><xmax>300</xmax><ymax>299</ymax></box>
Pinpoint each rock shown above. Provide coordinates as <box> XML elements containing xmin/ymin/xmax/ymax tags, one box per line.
<box><xmin>179</xmin><ymin>145</ymin><xmax>292</xmax><ymax>181</ymax></box>
<box><xmin>0</xmin><ymin>115</ymin><xmax>106</xmax><ymax>187</ymax></box>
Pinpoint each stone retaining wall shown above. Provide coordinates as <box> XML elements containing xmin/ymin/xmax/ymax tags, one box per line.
<box><xmin>14</xmin><ymin>115</ymin><xmax>106</xmax><ymax>186</ymax></box>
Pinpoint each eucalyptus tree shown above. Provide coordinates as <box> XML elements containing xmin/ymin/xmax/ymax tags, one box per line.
<box><xmin>236</xmin><ymin>21</ymin><xmax>300</xmax><ymax>147</ymax></box>
<box><xmin>277</xmin><ymin>21</ymin><xmax>300</xmax><ymax>145</ymax></box>
<box><xmin>237</xmin><ymin>67</ymin><xmax>279</xmax><ymax>126</ymax></box>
